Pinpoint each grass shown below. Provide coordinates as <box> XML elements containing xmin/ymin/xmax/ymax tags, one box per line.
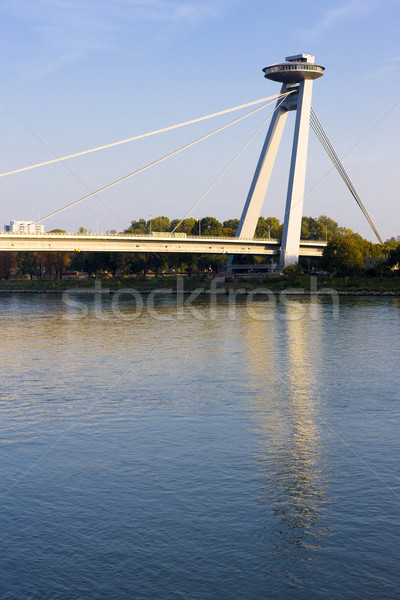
<box><xmin>1</xmin><ymin>274</ymin><xmax>400</xmax><ymax>293</ymax></box>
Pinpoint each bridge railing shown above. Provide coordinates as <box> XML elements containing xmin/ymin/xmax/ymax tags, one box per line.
<box><xmin>1</xmin><ymin>231</ymin><xmax>279</xmax><ymax>242</ymax></box>
<box><xmin>0</xmin><ymin>231</ymin><xmax>326</xmax><ymax>244</ymax></box>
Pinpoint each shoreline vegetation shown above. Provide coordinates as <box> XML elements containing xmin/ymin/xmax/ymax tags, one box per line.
<box><xmin>1</xmin><ymin>215</ymin><xmax>399</xmax><ymax>294</ymax></box>
<box><xmin>1</xmin><ymin>274</ymin><xmax>400</xmax><ymax>295</ymax></box>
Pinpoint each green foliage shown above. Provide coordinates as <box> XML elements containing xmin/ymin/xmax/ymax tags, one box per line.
<box><xmin>387</xmin><ymin>244</ymin><xmax>400</xmax><ymax>271</ymax></box>
<box><xmin>255</xmin><ymin>216</ymin><xmax>281</xmax><ymax>238</ymax></box>
<box><xmin>124</xmin><ymin>253</ymin><xmax>148</xmax><ymax>275</ymax></box>
<box><xmin>0</xmin><ymin>252</ymin><xmax>17</xmax><ymax>279</ymax></box>
<box><xmin>146</xmin><ymin>253</ymin><xmax>168</xmax><ymax>275</ymax></box>
<box><xmin>196</xmin><ymin>254</ymin><xmax>227</xmax><ymax>273</ymax></box>
<box><xmin>283</xmin><ymin>263</ymin><xmax>302</xmax><ymax>276</ymax></box>
<box><xmin>266</xmin><ymin>217</ymin><xmax>282</xmax><ymax>238</ymax></box>
<box><xmin>222</xmin><ymin>218</ymin><xmax>239</xmax><ymax>237</ymax></box>
<box><xmin>192</xmin><ymin>217</ymin><xmax>223</xmax><ymax>237</ymax></box>
<box><xmin>300</xmin><ymin>216</ymin><xmax>328</xmax><ymax>240</ymax></box>
<box><xmin>223</xmin><ymin>218</ymin><xmax>239</xmax><ymax>230</ymax></box>
<box><xmin>41</xmin><ymin>252</ymin><xmax>71</xmax><ymax>279</ymax></box>
<box><xmin>364</xmin><ymin>259</ymin><xmax>388</xmax><ymax>277</ymax></box>
<box><xmin>322</xmin><ymin>238</ymin><xmax>364</xmax><ymax>276</ymax></box>
<box><xmin>124</xmin><ymin>219</ymin><xmax>148</xmax><ymax>234</ymax></box>
<box><xmin>179</xmin><ymin>253</ymin><xmax>197</xmax><ymax>276</ymax></box>
<box><xmin>101</xmin><ymin>252</ymin><xmax>126</xmax><ymax>276</ymax></box>
<box><xmin>71</xmin><ymin>252</ymin><xmax>101</xmax><ymax>278</ymax></box>
<box><xmin>148</xmin><ymin>216</ymin><xmax>170</xmax><ymax>232</ymax></box>
<box><xmin>255</xmin><ymin>217</ymin><xmax>268</xmax><ymax>238</ymax></box>
<box><xmin>17</xmin><ymin>252</ymin><xmax>41</xmax><ymax>279</ymax></box>
<box><xmin>6</xmin><ymin>212</ymin><xmax>393</xmax><ymax>282</ymax></box>
<box><xmin>169</xmin><ymin>218</ymin><xmax>198</xmax><ymax>235</ymax></box>
<box><xmin>317</xmin><ymin>215</ymin><xmax>340</xmax><ymax>233</ymax></box>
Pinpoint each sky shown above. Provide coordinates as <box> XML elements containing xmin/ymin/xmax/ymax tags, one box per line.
<box><xmin>0</xmin><ymin>0</ymin><xmax>399</xmax><ymax>240</ymax></box>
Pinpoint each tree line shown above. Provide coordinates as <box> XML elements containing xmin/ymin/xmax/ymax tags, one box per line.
<box><xmin>0</xmin><ymin>214</ymin><xmax>399</xmax><ymax>279</ymax></box>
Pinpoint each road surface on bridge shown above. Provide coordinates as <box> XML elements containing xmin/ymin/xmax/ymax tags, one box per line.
<box><xmin>0</xmin><ymin>232</ymin><xmax>326</xmax><ymax>257</ymax></box>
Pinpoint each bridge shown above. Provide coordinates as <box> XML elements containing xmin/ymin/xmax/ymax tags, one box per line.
<box><xmin>1</xmin><ymin>52</ymin><xmax>382</xmax><ymax>269</ymax></box>
<box><xmin>0</xmin><ymin>232</ymin><xmax>326</xmax><ymax>257</ymax></box>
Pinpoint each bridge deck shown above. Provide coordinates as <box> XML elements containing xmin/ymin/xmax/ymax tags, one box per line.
<box><xmin>0</xmin><ymin>233</ymin><xmax>326</xmax><ymax>256</ymax></box>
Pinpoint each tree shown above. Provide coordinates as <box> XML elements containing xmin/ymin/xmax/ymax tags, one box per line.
<box><xmin>17</xmin><ymin>252</ymin><xmax>40</xmax><ymax>279</ymax></box>
<box><xmin>301</xmin><ymin>216</ymin><xmax>327</xmax><ymax>240</ymax></box>
<box><xmin>307</xmin><ymin>217</ymin><xmax>326</xmax><ymax>240</ymax></box>
<box><xmin>124</xmin><ymin>253</ymin><xmax>148</xmax><ymax>276</ymax></box>
<box><xmin>266</xmin><ymin>217</ymin><xmax>281</xmax><ymax>238</ymax></box>
<box><xmin>71</xmin><ymin>252</ymin><xmax>102</xmax><ymax>278</ymax></box>
<box><xmin>255</xmin><ymin>216</ymin><xmax>281</xmax><ymax>238</ymax></box>
<box><xmin>322</xmin><ymin>238</ymin><xmax>364</xmax><ymax>275</ymax></box>
<box><xmin>148</xmin><ymin>216</ymin><xmax>170</xmax><ymax>233</ymax></box>
<box><xmin>197</xmin><ymin>253</ymin><xmax>227</xmax><ymax>273</ymax></box>
<box><xmin>387</xmin><ymin>245</ymin><xmax>400</xmax><ymax>272</ymax></box>
<box><xmin>43</xmin><ymin>252</ymin><xmax>71</xmax><ymax>279</ymax></box>
<box><xmin>169</xmin><ymin>218</ymin><xmax>197</xmax><ymax>235</ymax></box>
<box><xmin>146</xmin><ymin>253</ymin><xmax>168</xmax><ymax>276</ymax></box>
<box><xmin>102</xmin><ymin>252</ymin><xmax>126</xmax><ymax>276</ymax></box>
<box><xmin>222</xmin><ymin>218</ymin><xmax>239</xmax><ymax>237</ymax></box>
<box><xmin>317</xmin><ymin>215</ymin><xmax>340</xmax><ymax>236</ymax></box>
<box><xmin>0</xmin><ymin>252</ymin><xmax>17</xmax><ymax>279</ymax></box>
<box><xmin>192</xmin><ymin>217</ymin><xmax>223</xmax><ymax>237</ymax></box>
<box><xmin>255</xmin><ymin>217</ymin><xmax>268</xmax><ymax>238</ymax></box>
<box><xmin>300</xmin><ymin>217</ymin><xmax>311</xmax><ymax>240</ymax></box>
<box><xmin>179</xmin><ymin>253</ymin><xmax>198</xmax><ymax>276</ymax></box>
<box><xmin>124</xmin><ymin>219</ymin><xmax>148</xmax><ymax>234</ymax></box>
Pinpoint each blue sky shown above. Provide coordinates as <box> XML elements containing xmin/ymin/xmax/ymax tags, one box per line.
<box><xmin>0</xmin><ymin>0</ymin><xmax>399</xmax><ymax>239</ymax></box>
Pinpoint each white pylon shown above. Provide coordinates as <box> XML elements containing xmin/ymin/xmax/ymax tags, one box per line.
<box><xmin>233</xmin><ymin>53</ymin><xmax>324</xmax><ymax>268</ymax></box>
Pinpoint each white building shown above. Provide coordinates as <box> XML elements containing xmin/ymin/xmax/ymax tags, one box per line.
<box><xmin>4</xmin><ymin>220</ymin><xmax>44</xmax><ymax>234</ymax></box>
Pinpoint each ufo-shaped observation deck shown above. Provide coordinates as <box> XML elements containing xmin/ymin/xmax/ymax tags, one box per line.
<box><xmin>263</xmin><ymin>61</ymin><xmax>324</xmax><ymax>83</ymax></box>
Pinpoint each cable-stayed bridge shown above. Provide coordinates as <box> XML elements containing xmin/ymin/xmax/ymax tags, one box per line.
<box><xmin>0</xmin><ymin>53</ymin><xmax>382</xmax><ymax>266</ymax></box>
<box><xmin>0</xmin><ymin>231</ymin><xmax>325</xmax><ymax>257</ymax></box>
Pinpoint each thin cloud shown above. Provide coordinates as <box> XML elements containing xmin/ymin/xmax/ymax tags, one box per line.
<box><xmin>0</xmin><ymin>0</ymin><xmax>223</xmax><ymax>78</ymax></box>
<box><xmin>364</xmin><ymin>56</ymin><xmax>400</xmax><ymax>79</ymax></box>
<box><xmin>2</xmin><ymin>1</ymin><xmax>220</xmax><ymax>30</ymax></box>
<box><xmin>112</xmin><ymin>1</ymin><xmax>220</xmax><ymax>23</ymax></box>
<box><xmin>294</xmin><ymin>0</ymin><xmax>378</xmax><ymax>42</ymax></box>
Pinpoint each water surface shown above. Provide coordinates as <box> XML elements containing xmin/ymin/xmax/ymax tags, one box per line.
<box><xmin>1</xmin><ymin>293</ymin><xmax>399</xmax><ymax>599</ymax></box>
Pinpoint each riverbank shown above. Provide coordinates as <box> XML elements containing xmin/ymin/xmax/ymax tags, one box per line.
<box><xmin>1</xmin><ymin>274</ymin><xmax>400</xmax><ymax>294</ymax></box>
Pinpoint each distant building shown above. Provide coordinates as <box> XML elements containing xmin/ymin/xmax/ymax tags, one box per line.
<box><xmin>4</xmin><ymin>220</ymin><xmax>44</xmax><ymax>234</ymax></box>
<box><xmin>386</xmin><ymin>234</ymin><xmax>400</xmax><ymax>242</ymax></box>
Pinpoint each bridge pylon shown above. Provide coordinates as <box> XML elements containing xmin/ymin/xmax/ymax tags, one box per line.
<box><xmin>229</xmin><ymin>53</ymin><xmax>324</xmax><ymax>270</ymax></box>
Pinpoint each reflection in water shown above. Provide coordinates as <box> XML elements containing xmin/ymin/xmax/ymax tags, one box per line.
<box><xmin>1</xmin><ymin>294</ymin><xmax>399</xmax><ymax>599</ymax></box>
<box><xmin>242</xmin><ymin>298</ymin><xmax>330</xmax><ymax>586</ymax></box>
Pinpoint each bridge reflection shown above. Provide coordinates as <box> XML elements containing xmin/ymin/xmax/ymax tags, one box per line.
<box><xmin>242</xmin><ymin>299</ymin><xmax>330</xmax><ymax>585</ymax></box>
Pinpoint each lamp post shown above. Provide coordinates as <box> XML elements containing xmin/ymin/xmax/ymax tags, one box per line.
<box><xmin>148</xmin><ymin>215</ymin><xmax>153</xmax><ymax>236</ymax></box>
<box><xmin>95</xmin><ymin>212</ymin><xmax>99</xmax><ymax>234</ymax></box>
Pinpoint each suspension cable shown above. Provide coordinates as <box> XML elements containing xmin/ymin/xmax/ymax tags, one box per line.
<box><xmin>35</xmin><ymin>96</ymin><xmax>287</xmax><ymax>225</ymax></box>
<box><xmin>171</xmin><ymin>94</ymin><xmax>290</xmax><ymax>234</ymax></box>
<box><xmin>310</xmin><ymin>107</ymin><xmax>383</xmax><ymax>244</ymax></box>
<box><xmin>0</xmin><ymin>93</ymin><xmax>290</xmax><ymax>180</ymax></box>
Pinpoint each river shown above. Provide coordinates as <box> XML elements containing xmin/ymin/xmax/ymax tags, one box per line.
<box><xmin>0</xmin><ymin>292</ymin><xmax>399</xmax><ymax>599</ymax></box>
